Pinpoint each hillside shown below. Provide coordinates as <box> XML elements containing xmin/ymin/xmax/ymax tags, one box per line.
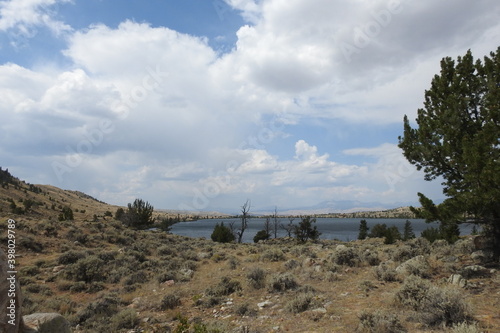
<box><xmin>0</xmin><ymin>167</ymin><xmax>215</xmax><ymax>222</ymax></box>
<box><xmin>0</xmin><ymin>169</ymin><xmax>499</xmax><ymax>332</ymax></box>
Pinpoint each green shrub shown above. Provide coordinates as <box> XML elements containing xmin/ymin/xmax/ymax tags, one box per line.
<box><xmin>395</xmin><ymin>275</ymin><xmax>473</xmax><ymax>327</ymax></box>
<box><xmin>235</xmin><ymin>303</ymin><xmax>257</xmax><ymax>317</ymax></box>
<box><xmin>74</xmin><ymin>293</ymin><xmax>120</xmax><ymax>326</ymax></box>
<box><xmin>373</xmin><ymin>262</ymin><xmax>399</xmax><ymax>282</ymax></box>
<box><xmin>285</xmin><ymin>293</ymin><xmax>316</xmax><ymax>313</ymax></box>
<box><xmin>206</xmin><ymin>277</ymin><xmax>242</xmax><ymax>297</ymax></box>
<box><xmin>450</xmin><ymin>322</ymin><xmax>482</xmax><ymax>333</ymax></box>
<box><xmin>358</xmin><ymin>311</ymin><xmax>407</xmax><ymax>333</ymax></box>
<box><xmin>20</xmin><ymin>265</ymin><xmax>40</xmax><ymax>276</ymax></box>
<box><xmin>247</xmin><ymin>267</ymin><xmax>267</xmax><ymax>289</ymax></box>
<box><xmin>330</xmin><ymin>245</ymin><xmax>359</xmax><ymax>267</ymax></box>
<box><xmin>124</xmin><ymin>271</ymin><xmax>148</xmax><ymax>286</ymax></box>
<box><xmin>268</xmin><ymin>273</ymin><xmax>298</xmax><ymax>292</ymax></box>
<box><xmin>110</xmin><ymin>308</ymin><xmax>139</xmax><ymax>330</ymax></box>
<box><xmin>261</xmin><ymin>248</ymin><xmax>286</xmax><ymax>262</ymax></box>
<box><xmin>160</xmin><ymin>294</ymin><xmax>181</xmax><ymax>310</ymax></box>
<box><xmin>65</xmin><ymin>255</ymin><xmax>106</xmax><ymax>283</ymax></box>
<box><xmin>57</xmin><ymin>250</ymin><xmax>86</xmax><ymax>265</ymax></box>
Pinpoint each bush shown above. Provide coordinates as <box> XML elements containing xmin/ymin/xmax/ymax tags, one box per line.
<box><xmin>358</xmin><ymin>311</ymin><xmax>407</xmax><ymax>333</ymax></box>
<box><xmin>110</xmin><ymin>308</ymin><xmax>139</xmax><ymax>330</ymax></box>
<box><xmin>450</xmin><ymin>322</ymin><xmax>482</xmax><ymax>333</ymax></box>
<box><xmin>373</xmin><ymin>262</ymin><xmax>399</xmax><ymax>282</ymax></box>
<box><xmin>58</xmin><ymin>250</ymin><xmax>86</xmax><ymax>265</ymax></box>
<box><xmin>395</xmin><ymin>275</ymin><xmax>473</xmax><ymax>327</ymax></box>
<box><xmin>268</xmin><ymin>273</ymin><xmax>298</xmax><ymax>292</ymax></box>
<box><xmin>261</xmin><ymin>248</ymin><xmax>286</xmax><ymax>262</ymax></box>
<box><xmin>74</xmin><ymin>293</ymin><xmax>120</xmax><ymax>326</ymax></box>
<box><xmin>285</xmin><ymin>293</ymin><xmax>316</xmax><ymax>313</ymax></box>
<box><xmin>159</xmin><ymin>294</ymin><xmax>181</xmax><ymax>310</ymax></box>
<box><xmin>235</xmin><ymin>303</ymin><xmax>257</xmax><ymax>317</ymax></box>
<box><xmin>247</xmin><ymin>267</ymin><xmax>267</xmax><ymax>289</ymax></box>
<box><xmin>206</xmin><ymin>277</ymin><xmax>242</xmax><ymax>297</ymax></box>
<box><xmin>65</xmin><ymin>255</ymin><xmax>106</xmax><ymax>283</ymax></box>
<box><xmin>330</xmin><ymin>245</ymin><xmax>359</xmax><ymax>267</ymax></box>
<box><xmin>211</xmin><ymin>222</ymin><xmax>235</xmax><ymax>243</ymax></box>
<box><xmin>124</xmin><ymin>271</ymin><xmax>148</xmax><ymax>286</ymax></box>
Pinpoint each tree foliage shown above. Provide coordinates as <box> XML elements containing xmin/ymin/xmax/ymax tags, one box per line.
<box><xmin>121</xmin><ymin>199</ymin><xmax>155</xmax><ymax>229</ymax></box>
<box><xmin>253</xmin><ymin>229</ymin><xmax>270</xmax><ymax>243</ymax></box>
<box><xmin>211</xmin><ymin>222</ymin><xmax>235</xmax><ymax>243</ymax></box>
<box><xmin>358</xmin><ymin>219</ymin><xmax>369</xmax><ymax>240</ymax></box>
<box><xmin>398</xmin><ymin>47</ymin><xmax>500</xmax><ymax>252</ymax></box>
<box><xmin>293</xmin><ymin>216</ymin><xmax>321</xmax><ymax>243</ymax></box>
<box><xmin>402</xmin><ymin>220</ymin><xmax>416</xmax><ymax>241</ymax></box>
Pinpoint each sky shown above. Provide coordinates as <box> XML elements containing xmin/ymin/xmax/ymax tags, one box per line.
<box><xmin>0</xmin><ymin>0</ymin><xmax>499</xmax><ymax>214</ymax></box>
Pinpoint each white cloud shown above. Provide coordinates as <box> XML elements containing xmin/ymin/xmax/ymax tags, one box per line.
<box><xmin>1</xmin><ymin>0</ymin><xmax>498</xmax><ymax>211</ymax></box>
<box><xmin>0</xmin><ymin>0</ymin><xmax>72</xmax><ymax>39</ymax></box>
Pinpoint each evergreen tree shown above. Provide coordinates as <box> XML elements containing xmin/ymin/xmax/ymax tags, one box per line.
<box><xmin>384</xmin><ymin>226</ymin><xmax>401</xmax><ymax>244</ymax></box>
<box><xmin>402</xmin><ymin>220</ymin><xmax>416</xmax><ymax>241</ymax></box>
<box><xmin>211</xmin><ymin>222</ymin><xmax>235</xmax><ymax>243</ymax></box>
<box><xmin>122</xmin><ymin>199</ymin><xmax>155</xmax><ymax>229</ymax></box>
<box><xmin>253</xmin><ymin>230</ymin><xmax>270</xmax><ymax>243</ymax></box>
<box><xmin>369</xmin><ymin>223</ymin><xmax>388</xmax><ymax>238</ymax></box>
<box><xmin>399</xmin><ymin>47</ymin><xmax>500</xmax><ymax>252</ymax></box>
<box><xmin>358</xmin><ymin>219</ymin><xmax>369</xmax><ymax>240</ymax></box>
<box><xmin>293</xmin><ymin>216</ymin><xmax>321</xmax><ymax>243</ymax></box>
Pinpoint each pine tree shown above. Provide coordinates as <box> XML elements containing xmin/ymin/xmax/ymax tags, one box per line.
<box><xmin>358</xmin><ymin>219</ymin><xmax>369</xmax><ymax>240</ymax></box>
<box><xmin>399</xmin><ymin>47</ymin><xmax>500</xmax><ymax>253</ymax></box>
<box><xmin>402</xmin><ymin>220</ymin><xmax>416</xmax><ymax>241</ymax></box>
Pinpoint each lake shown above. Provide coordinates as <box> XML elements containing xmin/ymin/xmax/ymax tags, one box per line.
<box><xmin>170</xmin><ymin>218</ymin><xmax>476</xmax><ymax>243</ymax></box>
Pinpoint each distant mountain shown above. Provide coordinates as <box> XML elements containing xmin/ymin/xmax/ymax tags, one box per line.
<box><xmin>254</xmin><ymin>200</ymin><xmax>418</xmax><ymax>216</ymax></box>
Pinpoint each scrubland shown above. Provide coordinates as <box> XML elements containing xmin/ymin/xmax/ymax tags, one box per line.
<box><xmin>1</xmin><ymin>214</ymin><xmax>499</xmax><ymax>333</ymax></box>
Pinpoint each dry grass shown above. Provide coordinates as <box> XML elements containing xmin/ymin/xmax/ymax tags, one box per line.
<box><xmin>0</xmin><ymin>179</ymin><xmax>499</xmax><ymax>332</ymax></box>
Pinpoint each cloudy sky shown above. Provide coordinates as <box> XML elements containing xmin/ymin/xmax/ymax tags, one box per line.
<box><xmin>0</xmin><ymin>0</ymin><xmax>499</xmax><ymax>213</ymax></box>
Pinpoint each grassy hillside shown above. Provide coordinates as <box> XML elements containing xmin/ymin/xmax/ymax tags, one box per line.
<box><xmin>0</xmin><ymin>170</ymin><xmax>499</xmax><ymax>332</ymax></box>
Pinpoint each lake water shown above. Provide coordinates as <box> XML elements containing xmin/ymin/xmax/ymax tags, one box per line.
<box><xmin>170</xmin><ymin>218</ymin><xmax>476</xmax><ymax>243</ymax></box>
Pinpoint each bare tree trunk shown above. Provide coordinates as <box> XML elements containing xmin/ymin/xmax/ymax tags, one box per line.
<box><xmin>237</xmin><ymin>200</ymin><xmax>251</xmax><ymax>243</ymax></box>
<box><xmin>272</xmin><ymin>206</ymin><xmax>280</xmax><ymax>238</ymax></box>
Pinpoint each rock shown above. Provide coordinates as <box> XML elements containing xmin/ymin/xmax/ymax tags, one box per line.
<box><xmin>52</xmin><ymin>265</ymin><xmax>65</xmax><ymax>273</ymax></box>
<box><xmin>311</xmin><ymin>307</ymin><xmax>327</xmax><ymax>314</ymax></box>
<box><xmin>471</xmin><ymin>250</ymin><xmax>493</xmax><ymax>263</ymax></box>
<box><xmin>395</xmin><ymin>255</ymin><xmax>429</xmax><ymax>277</ymax></box>
<box><xmin>448</xmin><ymin>274</ymin><xmax>467</xmax><ymax>288</ymax></box>
<box><xmin>1</xmin><ymin>247</ymin><xmax>24</xmax><ymax>333</ymax></box>
<box><xmin>257</xmin><ymin>300</ymin><xmax>273</xmax><ymax>309</ymax></box>
<box><xmin>461</xmin><ymin>265</ymin><xmax>490</xmax><ymax>278</ymax></box>
<box><xmin>163</xmin><ymin>280</ymin><xmax>175</xmax><ymax>286</ymax></box>
<box><xmin>23</xmin><ymin>313</ymin><xmax>71</xmax><ymax>333</ymax></box>
<box><xmin>335</xmin><ymin>245</ymin><xmax>347</xmax><ymax>251</ymax></box>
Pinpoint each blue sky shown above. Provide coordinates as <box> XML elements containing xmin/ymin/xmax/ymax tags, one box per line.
<box><xmin>1</xmin><ymin>0</ymin><xmax>499</xmax><ymax>214</ymax></box>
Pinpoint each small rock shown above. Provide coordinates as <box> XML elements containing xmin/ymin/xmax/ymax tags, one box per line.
<box><xmin>461</xmin><ymin>265</ymin><xmax>489</xmax><ymax>278</ymax></box>
<box><xmin>23</xmin><ymin>313</ymin><xmax>71</xmax><ymax>333</ymax></box>
<box><xmin>257</xmin><ymin>300</ymin><xmax>273</xmax><ymax>309</ymax></box>
<box><xmin>312</xmin><ymin>307</ymin><xmax>327</xmax><ymax>314</ymax></box>
<box><xmin>448</xmin><ymin>274</ymin><xmax>467</xmax><ymax>288</ymax></box>
<box><xmin>163</xmin><ymin>280</ymin><xmax>175</xmax><ymax>286</ymax></box>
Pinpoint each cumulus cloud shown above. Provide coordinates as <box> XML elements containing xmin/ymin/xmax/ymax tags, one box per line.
<box><xmin>1</xmin><ymin>0</ymin><xmax>499</xmax><ymax>211</ymax></box>
<box><xmin>0</xmin><ymin>0</ymin><xmax>72</xmax><ymax>40</ymax></box>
